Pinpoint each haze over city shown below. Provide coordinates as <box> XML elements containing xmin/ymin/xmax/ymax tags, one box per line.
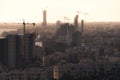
<box><xmin>1</xmin><ymin>0</ymin><xmax>120</xmax><ymax>80</ymax></box>
<box><xmin>1</xmin><ymin>0</ymin><xmax>120</xmax><ymax>23</ymax></box>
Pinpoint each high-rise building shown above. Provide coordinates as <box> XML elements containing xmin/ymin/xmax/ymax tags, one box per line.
<box><xmin>74</xmin><ymin>15</ymin><xmax>79</xmax><ymax>32</ymax></box>
<box><xmin>16</xmin><ymin>35</ymin><xmax>24</xmax><ymax>68</ymax></box>
<box><xmin>81</xmin><ymin>20</ymin><xmax>84</xmax><ymax>34</ymax></box>
<box><xmin>42</xmin><ymin>10</ymin><xmax>47</xmax><ymax>27</ymax></box>
<box><xmin>6</xmin><ymin>34</ymin><xmax>24</xmax><ymax>69</ymax></box>
<box><xmin>24</xmin><ymin>33</ymin><xmax>36</xmax><ymax>65</ymax></box>
<box><xmin>0</xmin><ymin>33</ymin><xmax>36</xmax><ymax>69</ymax></box>
<box><xmin>6</xmin><ymin>35</ymin><xmax>17</xmax><ymax>68</ymax></box>
<box><xmin>72</xmin><ymin>31</ymin><xmax>81</xmax><ymax>45</ymax></box>
<box><xmin>0</xmin><ymin>37</ymin><xmax>8</xmax><ymax>67</ymax></box>
<box><xmin>0</xmin><ymin>35</ymin><xmax>24</xmax><ymax>69</ymax></box>
<box><xmin>55</xmin><ymin>23</ymin><xmax>72</xmax><ymax>44</ymax></box>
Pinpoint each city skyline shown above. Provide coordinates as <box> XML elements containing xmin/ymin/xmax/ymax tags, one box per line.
<box><xmin>1</xmin><ymin>0</ymin><xmax>120</xmax><ymax>23</ymax></box>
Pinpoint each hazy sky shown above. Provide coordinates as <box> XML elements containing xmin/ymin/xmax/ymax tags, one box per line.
<box><xmin>0</xmin><ymin>0</ymin><xmax>120</xmax><ymax>23</ymax></box>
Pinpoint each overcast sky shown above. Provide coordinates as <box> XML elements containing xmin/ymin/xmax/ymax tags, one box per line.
<box><xmin>0</xmin><ymin>0</ymin><xmax>120</xmax><ymax>23</ymax></box>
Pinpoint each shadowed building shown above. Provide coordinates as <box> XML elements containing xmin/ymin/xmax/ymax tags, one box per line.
<box><xmin>0</xmin><ymin>37</ymin><xmax>8</xmax><ymax>67</ymax></box>
<box><xmin>5</xmin><ymin>34</ymin><xmax>24</xmax><ymax>69</ymax></box>
<box><xmin>54</xmin><ymin>23</ymin><xmax>72</xmax><ymax>44</ymax></box>
<box><xmin>72</xmin><ymin>15</ymin><xmax>82</xmax><ymax>45</ymax></box>
<box><xmin>6</xmin><ymin>35</ymin><xmax>17</xmax><ymax>69</ymax></box>
<box><xmin>0</xmin><ymin>33</ymin><xmax>36</xmax><ymax>69</ymax></box>
<box><xmin>0</xmin><ymin>35</ymin><xmax>23</xmax><ymax>69</ymax></box>
<box><xmin>24</xmin><ymin>33</ymin><xmax>36</xmax><ymax>65</ymax></box>
<box><xmin>72</xmin><ymin>31</ymin><xmax>81</xmax><ymax>46</ymax></box>
<box><xmin>15</xmin><ymin>35</ymin><xmax>24</xmax><ymax>68</ymax></box>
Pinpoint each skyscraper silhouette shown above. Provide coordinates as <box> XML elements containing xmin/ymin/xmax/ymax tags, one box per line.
<box><xmin>42</xmin><ymin>10</ymin><xmax>47</xmax><ymax>27</ymax></box>
<box><xmin>81</xmin><ymin>20</ymin><xmax>84</xmax><ymax>34</ymax></box>
<box><xmin>74</xmin><ymin>15</ymin><xmax>79</xmax><ymax>32</ymax></box>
